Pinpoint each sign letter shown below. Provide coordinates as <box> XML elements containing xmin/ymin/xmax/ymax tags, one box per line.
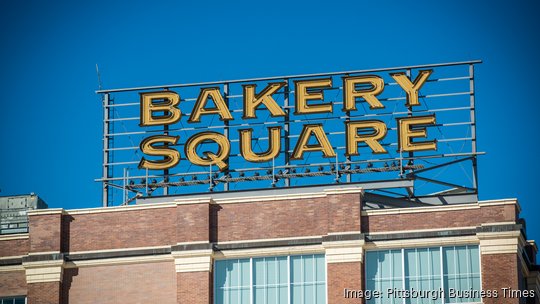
<box><xmin>140</xmin><ymin>91</ymin><xmax>181</xmax><ymax>126</ymax></box>
<box><xmin>391</xmin><ymin>69</ymin><xmax>433</xmax><ymax>107</ymax></box>
<box><xmin>240</xmin><ymin>127</ymin><xmax>282</xmax><ymax>162</ymax></box>
<box><xmin>184</xmin><ymin>132</ymin><xmax>230</xmax><ymax>170</ymax></box>
<box><xmin>243</xmin><ymin>82</ymin><xmax>286</xmax><ymax>119</ymax></box>
<box><xmin>294</xmin><ymin>79</ymin><xmax>333</xmax><ymax>114</ymax></box>
<box><xmin>138</xmin><ymin>135</ymin><xmax>180</xmax><ymax>170</ymax></box>
<box><xmin>346</xmin><ymin>120</ymin><xmax>388</xmax><ymax>155</ymax></box>
<box><xmin>343</xmin><ymin>76</ymin><xmax>385</xmax><ymax>110</ymax></box>
<box><xmin>292</xmin><ymin>124</ymin><xmax>336</xmax><ymax>159</ymax></box>
<box><xmin>397</xmin><ymin>115</ymin><xmax>437</xmax><ymax>152</ymax></box>
<box><xmin>189</xmin><ymin>87</ymin><xmax>233</xmax><ymax>123</ymax></box>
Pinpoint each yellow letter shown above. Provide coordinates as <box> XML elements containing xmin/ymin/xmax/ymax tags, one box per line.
<box><xmin>184</xmin><ymin>132</ymin><xmax>230</xmax><ymax>170</ymax></box>
<box><xmin>240</xmin><ymin>127</ymin><xmax>281</xmax><ymax>162</ymax></box>
<box><xmin>138</xmin><ymin>135</ymin><xmax>180</xmax><ymax>170</ymax></box>
<box><xmin>343</xmin><ymin>76</ymin><xmax>385</xmax><ymax>110</ymax></box>
<box><xmin>139</xmin><ymin>91</ymin><xmax>181</xmax><ymax>126</ymax></box>
<box><xmin>188</xmin><ymin>87</ymin><xmax>233</xmax><ymax>123</ymax></box>
<box><xmin>390</xmin><ymin>69</ymin><xmax>433</xmax><ymax>107</ymax></box>
<box><xmin>243</xmin><ymin>82</ymin><xmax>286</xmax><ymax>119</ymax></box>
<box><xmin>397</xmin><ymin>115</ymin><xmax>437</xmax><ymax>152</ymax></box>
<box><xmin>346</xmin><ymin>120</ymin><xmax>388</xmax><ymax>155</ymax></box>
<box><xmin>294</xmin><ymin>78</ymin><xmax>333</xmax><ymax>114</ymax></box>
<box><xmin>291</xmin><ymin>124</ymin><xmax>336</xmax><ymax>159</ymax></box>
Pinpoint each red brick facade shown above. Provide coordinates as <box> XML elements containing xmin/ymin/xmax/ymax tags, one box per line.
<box><xmin>29</xmin><ymin>213</ymin><xmax>62</xmax><ymax>253</ymax></box>
<box><xmin>327</xmin><ymin>262</ymin><xmax>362</xmax><ymax>304</ymax></box>
<box><xmin>177</xmin><ymin>272</ymin><xmax>212</xmax><ymax>304</ymax></box>
<box><xmin>62</xmin><ymin>207</ymin><xmax>177</xmax><ymax>252</ymax></box>
<box><xmin>62</xmin><ymin>262</ymin><xmax>176</xmax><ymax>304</ymax></box>
<box><xmin>0</xmin><ymin>192</ymin><xmax>538</xmax><ymax>304</ymax></box>
<box><xmin>481</xmin><ymin>253</ymin><xmax>521</xmax><ymax>304</ymax></box>
<box><xmin>0</xmin><ymin>271</ymin><xmax>26</xmax><ymax>298</ymax></box>
<box><xmin>27</xmin><ymin>282</ymin><xmax>61</xmax><ymax>304</ymax></box>
<box><xmin>361</xmin><ymin>204</ymin><xmax>517</xmax><ymax>233</ymax></box>
<box><xmin>0</xmin><ymin>238</ymin><xmax>29</xmax><ymax>257</ymax></box>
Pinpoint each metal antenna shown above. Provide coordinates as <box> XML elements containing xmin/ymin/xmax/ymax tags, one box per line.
<box><xmin>95</xmin><ymin>64</ymin><xmax>103</xmax><ymax>90</ymax></box>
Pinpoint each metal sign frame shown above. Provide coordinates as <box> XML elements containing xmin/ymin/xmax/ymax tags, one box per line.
<box><xmin>96</xmin><ymin>60</ymin><xmax>482</xmax><ymax>207</ymax></box>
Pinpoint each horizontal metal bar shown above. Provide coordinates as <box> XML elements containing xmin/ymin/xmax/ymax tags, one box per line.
<box><xmin>106</xmin><ymin>117</ymin><xmax>139</xmax><ymax>122</ymax></box>
<box><xmin>104</xmin><ymin>87</ymin><xmax>472</xmax><ymax>108</ymax></box>
<box><xmin>103</xmin><ymin>75</ymin><xmax>469</xmax><ymax>109</ymax></box>
<box><xmin>96</xmin><ymin>60</ymin><xmax>482</xmax><ymax>93</ymax></box>
<box><xmin>106</xmin><ymin>125</ymin><xmax>472</xmax><ymax>148</ymax></box>
<box><xmin>106</xmin><ymin>103</ymin><xmax>139</xmax><ymax>108</ymax></box>
<box><xmin>437</xmin><ymin>137</ymin><xmax>473</xmax><ymax>143</ymax></box>
<box><xmin>98</xmin><ymin>152</ymin><xmax>484</xmax><ymax>183</ymax></box>
<box><xmin>106</xmin><ymin>146</ymin><xmax>139</xmax><ymax>151</ymax></box>
<box><xmin>423</xmin><ymin>91</ymin><xmax>470</xmax><ymax>98</ymax></box>
<box><xmin>102</xmin><ymin>153</ymin><xmax>483</xmax><ymax>176</ymax></box>
<box><xmin>427</xmin><ymin>76</ymin><xmax>471</xmax><ymax>82</ymax></box>
<box><xmin>105</xmin><ymin>107</ymin><xmax>472</xmax><ymax>137</ymax></box>
<box><xmin>107</xmin><ymin>161</ymin><xmax>140</xmax><ymax>166</ymax></box>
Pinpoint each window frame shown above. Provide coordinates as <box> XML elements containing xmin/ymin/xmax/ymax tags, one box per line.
<box><xmin>0</xmin><ymin>296</ymin><xmax>27</xmax><ymax>304</ymax></box>
<box><xmin>213</xmin><ymin>253</ymin><xmax>327</xmax><ymax>304</ymax></box>
<box><xmin>365</xmin><ymin>245</ymin><xmax>483</xmax><ymax>304</ymax></box>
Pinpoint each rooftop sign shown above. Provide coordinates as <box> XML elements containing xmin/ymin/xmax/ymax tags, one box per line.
<box><xmin>97</xmin><ymin>61</ymin><xmax>481</xmax><ymax>207</ymax></box>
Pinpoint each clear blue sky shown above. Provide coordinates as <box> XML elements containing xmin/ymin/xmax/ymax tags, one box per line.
<box><xmin>1</xmin><ymin>1</ymin><xmax>539</xmax><ymax>242</ymax></box>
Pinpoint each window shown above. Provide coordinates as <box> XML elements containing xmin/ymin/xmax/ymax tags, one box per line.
<box><xmin>214</xmin><ymin>254</ymin><xmax>326</xmax><ymax>304</ymax></box>
<box><xmin>0</xmin><ymin>297</ymin><xmax>26</xmax><ymax>304</ymax></box>
<box><xmin>366</xmin><ymin>245</ymin><xmax>480</xmax><ymax>304</ymax></box>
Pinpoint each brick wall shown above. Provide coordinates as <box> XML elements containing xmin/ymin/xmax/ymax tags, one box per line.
<box><xmin>0</xmin><ymin>271</ymin><xmax>26</xmax><ymax>297</ymax></box>
<box><xmin>327</xmin><ymin>262</ymin><xmax>362</xmax><ymax>304</ymax></box>
<box><xmin>29</xmin><ymin>214</ymin><xmax>62</xmax><ymax>253</ymax></box>
<box><xmin>177</xmin><ymin>271</ymin><xmax>211</xmax><ymax>304</ymax></box>
<box><xmin>362</xmin><ymin>204</ymin><xmax>517</xmax><ymax>233</ymax></box>
<box><xmin>27</xmin><ymin>282</ymin><xmax>61</xmax><ymax>304</ymax></box>
<box><xmin>327</xmin><ymin>193</ymin><xmax>361</xmax><ymax>233</ymax></box>
<box><xmin>176</xmin><ymin>203</ymin><xmax>210</xmax><ymax>243</ymax></box>
<box><xmin>0</xmin><ymin>195</ymin><xmax>528</xmax><ymax>304</ymax></box>
<box><xmin>481</xmin><ymin>253</ymin><xmax>519</xmax><ymax>304</ymax></box>
<box><xmin>63</xmin><ymin>207</ymin><xmax>177</xmax><ymax>252</ymax></box>
<box><xmin>0</xmin><ymin>238</ymin><xmax>29</xmax><ymax>257</ymax></box>
<box><xmin>214</xmin><ymin>197</ymin><xmax>329</xmax><ymax>242</ymax></box>
<box><xmin>62</xmin><ymin>261</ymin><xmax>176</xmax><ymax>304</ymax></box>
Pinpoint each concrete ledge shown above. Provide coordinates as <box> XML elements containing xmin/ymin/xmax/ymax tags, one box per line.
<box><xmin>172</xmin><ymin>243</ymin><xmax>212</xmax><ymax>252</ymax></box>
<box><xmin>66</xmin><ymin>247</ymin><xmax>171</xmax><ymax>261</ymax></box>
<box><xmin>0</xmin><ymin>233</ymin><xmax>29</xmax><ymax>241</ymax></box>
<box><xmin>367</xmin><ymin>228</ymin><xmax>477</xmax><ymax>242</ymax></box>
<box><xmin>23</xmin><ymin>253</ymin><xmax>64</xmax><ymax>263</ymax></box>
<box><xmin>0</xmin><ymin>257</ymin><xmax>23</xmax><ymax>267</ymax></box>
<box><xmin>215</xmin><ymin>245</ymin><xmax>325</xmax><ymax>259</ymax></box>
<box><xmin>215</xmin><ymin>237</ymin><xmax>323</xmax><ymax>251</ymax></box>
<box><xmin>323</xmin><ymin>239</ymin><xmax>365</xmax><ymax>263</ymax></box>
<box><xmin>478</xmin><ymin>230</ymin><xmax>522</xmax><ymax>255</ymax></box>
<box><xmin>172</xmin><ymin>249</ymin><xmax>213</xmax><ymax>273</ymax></box>
<box><xmin>24</xmin><ymin>259</ymin><xmax>64</xmax><ymax>284</ymax></box>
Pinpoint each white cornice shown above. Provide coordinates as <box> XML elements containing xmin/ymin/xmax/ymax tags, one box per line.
<box><xmin>0</xmin><ymin>233</ymin><xmax>29</xmax><ymax>241</ymax></box>
<box><xmin>362</xmin><ymin>199</ymin><xmax>518</xmax><ymax>216</ymax></box>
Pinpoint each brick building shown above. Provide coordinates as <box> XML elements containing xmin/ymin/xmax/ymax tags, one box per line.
<box><xmin>0</xmin><ymin>185</ymin><xmax>539</xmax><ymax>304</ymax></box>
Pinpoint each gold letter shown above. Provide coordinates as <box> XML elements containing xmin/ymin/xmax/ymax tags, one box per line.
<box><xmin>397</xmin><ymin>115</ymin><xmax>437</xmax><ymax>152</ymax></box>
<box><xmin>243</xmin><ymin>82</ymin><xmax>286</xmax><ymax>119</ymax></box>
<box><xmin>184</xmin><ymin>132</ymin><xmax>230</xmax><ymax>170</ymax></box>
<box><xmin>343</xmin><ymin>76</ymin><xmax>385</xmax><ymax>111</ymax></box>
<box><xmin>138</xmin><ymin>135</ymin><xmax>180</xmax><ymax>170</ymax></box>
<box><xmin>291</xmin><ymin>124</ymin><xmax>336</xmax><ymax>159</ymax></box>
<box><xmin>390</xmin><ymin>69</ymin><xmax>432</xmax><ymax>107</ymax></box>
<box><xmin>346</xmin><ymin>120</ymin><xmax>388</xmax><ymax>155</ymax></box>
<box><xmin>139</xmin><ymin>91</ymin><xmax>181</xmax><ymax>126</ymax></box>
<box><xmin>188</xmin><ymin>87</ymin><xmax>233</xmax><ymax>123</ymax></box>
<box><xmin>240</xmin><ymin>127</ymin><xmax>281</xmax><ymax>162</ymax></box>
<box><xmin>294</xmin><ymin>78</ymin><xmax>333</xmax><ymax>114</ymax></box>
